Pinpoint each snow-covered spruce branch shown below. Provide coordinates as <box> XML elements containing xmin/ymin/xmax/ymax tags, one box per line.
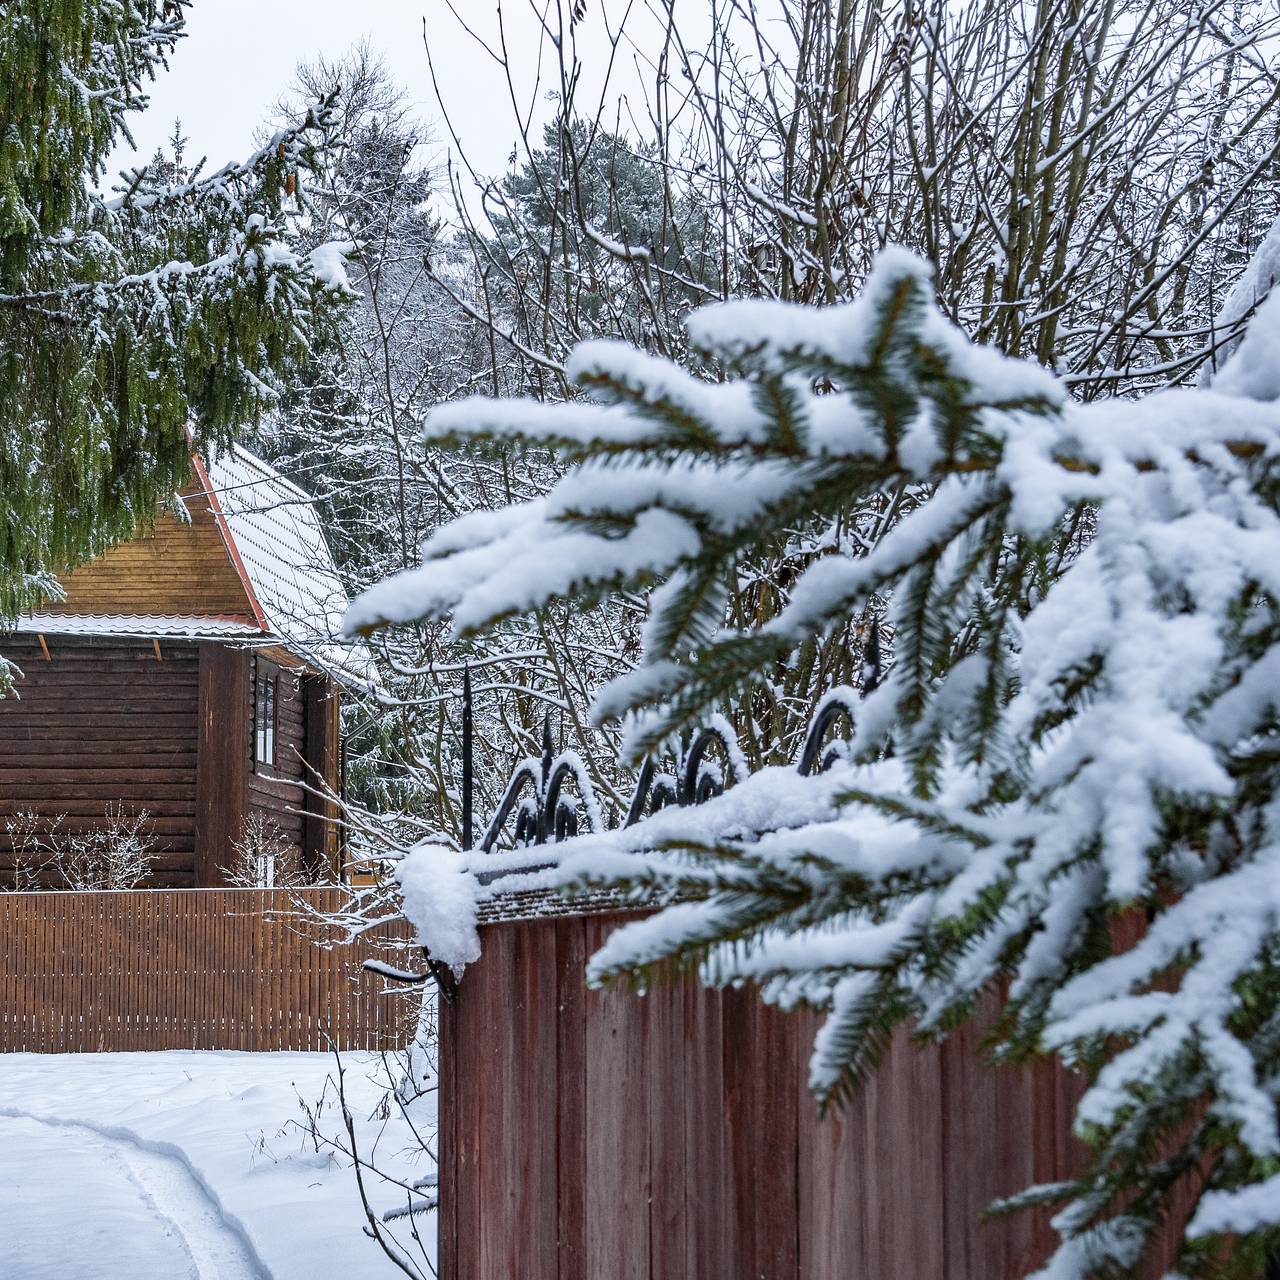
<box><xmin>351</xmin><ymin>247</ymin><xmax>1280</xmax><ymax>1278</ymax></box>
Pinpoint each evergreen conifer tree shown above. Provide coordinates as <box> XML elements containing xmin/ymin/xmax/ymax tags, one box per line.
<box><xmin>351</xmin><ymin>249</ymin><xmax>1280</xmax><ymax>1277</ymax></box>
<box><xmin>0</xmin><ymin>1</ymin><xmax>349</xmax><ymax>661</ymax></box>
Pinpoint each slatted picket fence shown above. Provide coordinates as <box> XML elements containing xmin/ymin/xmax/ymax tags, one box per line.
<box><xmin>0</xmin><ymin>887</ymin><xmax>415</xmax><ymax>1053</ymax></box>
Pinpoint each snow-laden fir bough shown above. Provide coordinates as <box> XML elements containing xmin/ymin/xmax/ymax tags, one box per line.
<box><xmin>350</xmin><ymin>247</ymin><xmax>1280</xmax><ymax>1279</ymax></box>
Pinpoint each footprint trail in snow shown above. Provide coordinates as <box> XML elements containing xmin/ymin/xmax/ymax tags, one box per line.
<box><xmin>0</xmin><ymin>1112</ymin><xmax>266</xmax><ymax>1279</ymax></box>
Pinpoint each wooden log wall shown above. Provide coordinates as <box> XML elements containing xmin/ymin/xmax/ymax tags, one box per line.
<box><xmin>439</xmin><ymin>912</ymin><xmax>1193</xmax><ymax>1280</ymax></box>
<box><xmin>0</xmin><ymin>637</ymin><xmax>200</xmax><ymax>887</ymax></box>
<box><xmin>246</xmin><ymin>656</ymin><xmax>307</xmax><ymax>861</ymax></box>
<box><xmin>0</xmin><ymin>888</ymin><xmax>414</xmax><ymax>1053</ymax></box>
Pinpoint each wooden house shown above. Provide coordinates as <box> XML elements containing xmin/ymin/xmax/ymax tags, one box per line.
<box><xmin>0</xmin><ymin>445</ymin><xmax>365</xmax><ymax>888</ymax></box>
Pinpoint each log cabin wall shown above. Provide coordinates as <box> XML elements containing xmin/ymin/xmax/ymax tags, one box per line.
<box><xmin>439</xmin><ymin>911</ymin><xmax>1194</xmax><ymax>1280</ymax></box>
<box><xmin>245</xmin><ymin>655</ymin><xmax>307</xmax><ymax>869</ymax></box>
<box><xmin>1</xmin><ymin>639</ymin><xmax>343</xmax><ymax>889</ymax></box>
<box><xmin>0</xmin><ymin>637</ymin><xmax>201</xmax><ymax>887</ymax></box>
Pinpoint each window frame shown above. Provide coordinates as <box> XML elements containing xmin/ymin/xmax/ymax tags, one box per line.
<box><xmin>253</xmin><ymin>659</ymin><xmax>278</xmax><ymax>774</ymax></box>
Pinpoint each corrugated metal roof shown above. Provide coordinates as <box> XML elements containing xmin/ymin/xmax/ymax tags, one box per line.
<box><xmin>201</xmin><ymin>445</ymin><xmax>368</xmax><ymax>682</ymax></box>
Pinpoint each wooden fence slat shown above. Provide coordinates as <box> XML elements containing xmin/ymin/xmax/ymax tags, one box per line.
<box><xmin>583</xmin><ymin>915</ymin><xmax>650</xmax><ymax>1280</ymax></box>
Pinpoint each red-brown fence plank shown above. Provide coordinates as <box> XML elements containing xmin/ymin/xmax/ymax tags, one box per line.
<box><xmin>645</xmin><ymin>967</ymin><xmax>687</xmax><ymax>1280</ymax></box>
<box><xmin>583</xmin><ymin>914</ymin><xmax>650</xmax><ymax>1280</ymax></box>
<box><xmin>552</xmin><ymin>917</ymin><xmax>587</xmax><ymax>1280</ymax></box>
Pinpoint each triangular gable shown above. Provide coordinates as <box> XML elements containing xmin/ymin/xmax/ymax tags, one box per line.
<box><xmin>42</xmin><ymin>473</ymin><xmax>259</xmax><ymax>624</ymax></box>
<box><xmin>30</xmin><ymin>444</ymin><xmax>368</xmax><ymax>684</ymax></box>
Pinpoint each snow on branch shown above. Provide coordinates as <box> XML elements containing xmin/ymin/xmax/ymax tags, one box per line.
<box><xmin>354</xmin><ymin>245</ymin><xmax>1280</xmax><ymax>1277</ymax></box>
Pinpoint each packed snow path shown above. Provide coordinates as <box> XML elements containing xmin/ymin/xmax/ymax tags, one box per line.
<box><xmin>0</xmin><ymin>1111</ymin><xmax>265</xmax><ymax>1279</ymax></box>
<box><xmin>0</xmin><ymin>1051</ymin><xmax>434</xmax><ymax>1279</ymax></box>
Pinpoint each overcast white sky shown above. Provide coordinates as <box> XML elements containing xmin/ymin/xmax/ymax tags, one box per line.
<box><xmin>105</xmin><ymin>1</ymin><xmax>673</xmax><ymax>197</ymax></box>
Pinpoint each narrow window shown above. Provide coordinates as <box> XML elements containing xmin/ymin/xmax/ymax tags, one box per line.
<box><xmin>254</xmin><ymin>662</ymin><xmax>277</xmax><ymax>771</ymax></box>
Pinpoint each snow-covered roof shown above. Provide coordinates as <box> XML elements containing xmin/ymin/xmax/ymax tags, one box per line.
<box><xmin>12</xmin><ymin>614</ymin><xmax>265</xmax><ymax>640</ymax></box>
<box><xmin>15</xmin><ymin>444</ymin><xmax>370</xmax><ymax>685</ymax></box>
<box><xmin>198</xmin><ymin>444</ymin><xmax>371</xmax><ymax>683</ymax></box>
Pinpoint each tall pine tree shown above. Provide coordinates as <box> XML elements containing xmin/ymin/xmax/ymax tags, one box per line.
<box><xmin>0</xmin><ymin>1</ymin><xmax>348</xmax><ymax>650</ymax></box>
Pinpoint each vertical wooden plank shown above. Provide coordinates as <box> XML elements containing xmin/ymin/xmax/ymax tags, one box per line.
<box><xmin>5</xmin><ymin>896</ymin><xmax>16</xmax><ymax>1050</ymax></box>
<box><xmin>0</xmin><ymin>896</ymin><xmax>11</xmax><ymax>1051</ymax></box>
<box><xmin>265</xmin><ymin>887</ymin><xmax>277</xmax><ymax>1050</ymax></box>
<box><xmin>452</xmin><ymin>929</ymin><xmax>483</xmax><ymax>1280</ymax></box>
<box><xmin>51</xmin><ymin>892</ymin><xmax>65</xmax><ymax>1051</ymax></box>
<box><xmin>227</xmin><ymin>889</ymin><xmax>240</xmax><ymax>1049</ymax></box>
<box><xmin>583</xmin><ymin>914</ymin><xmax>650</xmax><ymax>1280</ymax></box>
<box><xmin>46</xmin><ymin>892</ymin><xmax>60</xmax><ymax>1051</ymax></box>
<box><xmin>124</xmin><ymin>891</ymin><xmax>136</xmax><ymax>1050</ymax></box>
<box><xmin>161</xmin><ymin>889</ymin><xmax>171</xmax><ymax>1049</ymax></box>
<box><xmin>92</xmin><ymin>892</ymin><xmax>103</xmax><ymax>1050</ymax></box>
<box><xmin>475</xmin><ymin>925</ymin><xmax>512</xmax><ymax>1280</ymax></box>
<box><xmin>148</xmin><ymin>890</ymin><xmax>161</xmax><ymax>1050</ymax></box>
<box><xmin>316</xmin><ymin>891</ymin><xmax>333</xmax><ymax>1050</ymax></box>
<box><xmin>47</xmin><ymin>894</ymin><xmax>56</xmax><ymax>1051</ymax></box>
<box><xmin>437</xmin><ymin>963</ymin><xmax>458</xmax><ymax>1280</ymax></box>
<box><xmin>213</xmin><ymin>888</ymin><xmax>226</xmax><ymax>1047</ymax></box>
<box><xmin>192</xmin><ymin>891</ymin><xmax>206</xmax><ymax>1048</ymax></box>
<box><xmin>195</xmin><ymin>644</ymin><xmax>250</xmax><ymax>887</ymax></box>
<box><xmin>249</xmin><ymin>888</ymin><xmax>263</xmax><ymax>1050</ymax></box>
<box><xmin>74</xmin><ymin>891</ymin><xmax>87</xmax><ymax>1052</ymax></box>
<box><xmin>302</xmin><ymin>676</ymin><xmax>341</xmax><ymax>880</ymax></box>
<box><xmin>37</xmin><ymin>887</ymin><xmax>50</xmax><ymax>1051</ymax></box>
<box><xmin>683</xmin><ymin>978</ymin><xmax>728</xmax><ymax>1277</ymax></box>
<box><xmin>172</xmin><ymin>889</ymin><xmax>183</xmax><ymax>1049</ymax></box>
<box><xmin>188</xmin><ymin>889</ymin><xmax>200</xmax><ymax>1048</ymax></box>
<box><xmin>722</xmin><ymin>989</ymin><xmax>798</xmax><ymax>1280</ymax></box>
<box><xmin>94</xmin><ymin>893</ymin><xmax>103</xmax><ymax>1053</ymax></box>
<box><xmin>304</xmin><ymin>892</ymin><xmax>318</xmax><ymax>1051</ymax></box>
<box><xmin>938</xmin><ymin>994</ymin><xmax>1036</xmax><ymax>1278</ymax></box>
<box><xmin>645</xmin><ymin>961</ymin><xmax>687</xmax><ymax>1280</ymax></box>
<box><xmin>486</xmin><ymin>921</ymin><xmax>557</xmax><ymax>1278</ymax></box>
<box><xmin>859</xmin><ymin>1024</ymin><xmax>948</xmax><ymax>1276</ymax></box>
<box><xmin>148</xmin><ymin>890</ymin><xmax>161</xmax><ymax>1049</ymax></box>
<box><xmin>278</xmin><ymin>894</ymin><xmax>291</xmax><ymax>1050</ymax></box>
<box><xmin>555</xmin><ymin>918</ymin><xmax>587</xmax><ymax>1280</ymax></box>
<box><xmin>796</xmin><ymin>1007</ymin><xmax>867</xmax><ymax>1279</ymax></box>
<box><xmin>24</xmin><ymin>895</ymin><xmax>36</xmax><ymax>1053</ymax></box>
<box><xmin>18</xmin><ymin>893</ymin><xmax>30</xmax><ymax>1051</ymax></box>
<box><xmin>293</xmin><ymin>894</ymin><xmax>307</xmax><ymax>1050</ymax></box>
<box><xmin>30</xmin><ymin>894</ymin><xmax>42</xmax><ymax>1052</ymax></box>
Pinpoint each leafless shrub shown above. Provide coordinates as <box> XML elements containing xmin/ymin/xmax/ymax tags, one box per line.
<box><xmin>221</xmin><ymin>812</ymin><xmax>308</xmax><ymax>889</ymax></box>
<box><xmin>46</xmin><ymin>804</ymin><xmax>156</xmax><ymax>891</ymax></box>
<box><xmin>3</xmin><ymin>809</ymin><xmax>56</xmax><ymax>891</ymax></box>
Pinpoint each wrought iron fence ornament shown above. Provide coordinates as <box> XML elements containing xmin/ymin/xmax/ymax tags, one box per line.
<box><xmin>478</xmin><ymin>687</ymin><xmax>861</xmax><ymax>854</ymax></box>
<box><xmin>375</xmin><ymin>627</ymin><xmax>880</xmax><ymax>988</ymax></box>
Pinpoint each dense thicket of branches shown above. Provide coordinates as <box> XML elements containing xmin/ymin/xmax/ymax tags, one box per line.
<box><xmin>353</xmin><ymin>240</ymin><xmax>1280</xmax><ymax>1280</ymax></box>
<box><xmin>284</xmin><ymin>0</ymin><xmax>1280</xmax><ymax>855</ymax></box>
<box><xmin>272</xmin><ymin>3</ymin><xmax>1280</xmax><ymax>1277</ymax></box>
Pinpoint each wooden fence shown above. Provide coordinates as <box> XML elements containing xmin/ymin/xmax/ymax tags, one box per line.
<box><xmin>439</xmin><ymin>910</ymin><xmax>1195</xmax><ymax>1280</ymax></box>
<box><xmin>0</xmin><ymin>888</ymin><xmax>416</xmax><ymax>1053</ymax></box>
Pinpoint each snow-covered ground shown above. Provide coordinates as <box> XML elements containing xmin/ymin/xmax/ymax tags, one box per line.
<box><xmin>0</xmin><ymin>1051</ymin><xmax>436</xmax><ymax>1280</ymax></box>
